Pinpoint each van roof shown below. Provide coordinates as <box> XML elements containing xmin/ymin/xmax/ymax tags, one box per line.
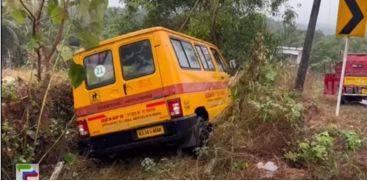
<box><xmin>74</xmin><ymin>26</ymin><xmax>216</xmax><ymax>55</ymax></box>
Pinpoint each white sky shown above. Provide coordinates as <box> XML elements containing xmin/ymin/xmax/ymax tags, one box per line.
<box><xmin>286</xmin><ymin>0</ymin><xmax>339</xmax><ymax>31</ymax></box>
<box><xmin>108</xmin><ymin>0</ymin><xmax>340</xmax><ymax>33</ymax></box>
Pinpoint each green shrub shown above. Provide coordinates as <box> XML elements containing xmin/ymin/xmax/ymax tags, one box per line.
<box><xmin>341</xmin><ymin>131</ymin><xmax>363</xmax><ymax>152</ymax></box>
<box><xmin>1</xmin><ymin>83</ymin><xmax>18</xmax><ymax>101</ymax></box>
<box><xmin>1</xmin><ymin>121</ymin><xmax>36</xmax><ymax>166</ymax></box>
<box><xmin>285</xmin><ymin>131</ymin><xmax>334</xmax><ymax>164</ymax></box>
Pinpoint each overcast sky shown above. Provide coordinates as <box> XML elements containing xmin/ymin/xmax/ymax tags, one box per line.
<box><xmin>108</xmin><ymin>0</ymin><xmax>340</xmax><ymax>33</ymax></box>
<box><xmin>286</xmin><ymin>0</ymin><xmax>338</xmax><ymax>32</ymax></box>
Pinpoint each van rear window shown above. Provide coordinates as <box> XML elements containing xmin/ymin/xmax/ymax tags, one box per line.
<box><xmin>84</xmin><ymin>51</ymin><xmax>115</xmax><ymax>89</ymax></box>
<box><xmin>119</xmin><ymin>40</ymin><xmax>155</xmax><ymax>80</ymax></box>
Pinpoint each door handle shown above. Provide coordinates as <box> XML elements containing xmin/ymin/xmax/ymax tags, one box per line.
<box><xmin>123</xmin><ymin>83</ymin><xmax>127</xmax><ymax>95</ymax></box>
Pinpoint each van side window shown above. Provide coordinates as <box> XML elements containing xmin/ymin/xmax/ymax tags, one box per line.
<box><xmin>181</xmin><ymin>41</ymin><xmax>201</xmax><ymax>69</ymax></box>
<box><xmin>84</xmin><ymin>50</ymin><xmax>115</xmax><ymax>89</ymax></box>
<box><xmin>171</xmin><ymin>38</ymin><xmax>201</xmax><ymax>69</ymax></box>
<box><xmin>211</xmin><ymin>48</ymin><xmax>226</xmax><ymax>72</ymax></box>
<box><xmin>119</xmin><ymin>40</ymin><xmax>155</xmax><ymax>80</ymax></box>
<box><xmin>195</xmin><ymin>46</ymin><xmax>208</xmax><ymax>70</ymax></box>
<box><xmin>201</xmin><ymin>46</ymin><xmax>215</xmax><ymax>70</ymax></box>
<box><xmin>171</xmin><ymin>39</ymin><xmax>190</xmax><ymax>68</ymax></box>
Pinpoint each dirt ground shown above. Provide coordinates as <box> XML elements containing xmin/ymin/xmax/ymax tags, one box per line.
<box><xmin>308</xmin><ymin>96</ymin><xmax>367</xmax><ymax>132</ymax></box>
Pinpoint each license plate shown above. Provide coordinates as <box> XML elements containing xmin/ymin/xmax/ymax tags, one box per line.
<box><xmin>137</xmin><ymin>125</ymin><xmax>164</xmax><ymax>139</ymax></box>
<box><xmin>362</xmin><ymin>89</ymin><xmax>367</xmax><ymax>95</ymax></box>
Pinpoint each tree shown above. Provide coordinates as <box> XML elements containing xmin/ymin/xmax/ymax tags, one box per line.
<box><xmin>295</xmin><ymin>0</ymin><xmax>321</xmax><ymax>91</ymax></box>
<box><xmin>118</xmin><ymin>0</ymin><xmax>290</xmax><ymax>63</ymax></box>
<box><xmin>282</xmin><ymin>7</ymin><xmax>298</xmax><ymax>47</ymax></box>
<box><xmin>4</xmin><ymin>0</ymin><xmax>108</xmax><ymax>83</ymax></box>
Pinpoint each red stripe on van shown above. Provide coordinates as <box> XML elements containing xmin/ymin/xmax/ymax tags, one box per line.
<box><xmin>88</xmin><ymin>115</ymin><xmax>106</xmax><ymax>121</ymax></box>
<box><xmin>146</xmin><ymin>101</ymin><xmax>166</xmax><ymax>108</ymax></box>
<box><xmin>75</xmin><ymin>82</ymin><xmax>228</xmax><ymax>117</ymax></box>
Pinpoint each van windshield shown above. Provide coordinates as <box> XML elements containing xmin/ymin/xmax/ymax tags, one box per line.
<box><xmin>84</xmin><ymin>51</ymin><xmax>115</xmax><ymax>89</ymax></box>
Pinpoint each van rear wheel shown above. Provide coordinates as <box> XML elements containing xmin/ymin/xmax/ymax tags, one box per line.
<box><xmin>180</xmin><ymin>116</ymin><xmax>210</xmax><ymax>155</ymax></box>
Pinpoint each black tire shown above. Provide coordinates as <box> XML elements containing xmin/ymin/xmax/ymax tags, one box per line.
<box><xmin>193</xmin><ymin>117</ymin><xmax>209</xmax><ymax>148</ymax></box>
<box><xmin>78</xmin><ymin>140</ymin><xmax>90</xmax><ymax>156</ymax></box>
<box><xmin>180</xmin><ymin>116</ymin><xmax>210</xmax><ymax>155</ymax></box>
<box><xmin>341</xmin><ymin>96</ymin><xmax>347</xmax><ymax>105</ymax></box>
<box><xmin>342</xmin><ymin>96</ymin><xmax>362</xmax><ymax>104</ymax></box>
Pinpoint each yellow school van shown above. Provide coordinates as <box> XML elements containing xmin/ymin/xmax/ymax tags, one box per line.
<box><xmin>72</xmin><ymin>27</ymin><xmax>231</xmax><ymax>155</ymax></box>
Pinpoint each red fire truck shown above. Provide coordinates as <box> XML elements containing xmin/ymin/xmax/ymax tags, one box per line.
<box><xmin>324</xmin><ymin>54</ymin><xmax>367</xmax><ymax>104</ymax></box>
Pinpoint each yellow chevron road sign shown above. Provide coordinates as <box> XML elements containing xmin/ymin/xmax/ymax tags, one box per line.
<box><xmin>336</xmin><ymin>0</ymin><xmax>367</xmax><ymax>37</ymax></box>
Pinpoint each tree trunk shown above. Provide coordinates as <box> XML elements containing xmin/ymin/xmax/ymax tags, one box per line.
<box><xmin>295</xmin><ymin>0</ymin><xmax>321</xmax><ymax>91</ymax></box>
<box><xmin>20</xmin><ymin>0</ymin><xmax>45</xmax><ymax>81</ymax></box>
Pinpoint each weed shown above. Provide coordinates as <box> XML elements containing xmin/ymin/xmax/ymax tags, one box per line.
<box><xmin>1</xmin><ymin>82</ymin><xmax>18</xmax><ymax>101</ymax></box>
<box><xmin>341</xmin><ymin>131</ymin><xmax>363</xmax><ymax>152</ymax></box>
<box><xmin>64</xmin><ymin>152</ymin><xmax>77</xmax><ymax>164</ymax></box>
<box><xmin>141</xmin><ymin>157</ymin><xmax>157</xmax><ymax>172</ymax></box>
<box><xmin>285</xmin><ymin>131</ymin><xmax>334</xmax><ymax>164</ymax></box>
<box><xmin>1</xmin><ymin>121</ymin><xmax>36</xmax><ymax>167</ymax></box>
<box><xmin>232</xmin><ymin>160</ymin><xmax>248</xmax><ymax>172</ymax></box>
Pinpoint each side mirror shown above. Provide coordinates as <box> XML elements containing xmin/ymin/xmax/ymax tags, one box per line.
<box><xmin>229</xmin><ymin>59</ymin><xmax>237</xmax><ymax>70</ymax></box>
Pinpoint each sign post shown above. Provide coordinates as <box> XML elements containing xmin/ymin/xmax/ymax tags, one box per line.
<box><xmin>335</xmin><ymin>0</ymin><xmax>367</xmax><ymax>116</ymax></box>
<box><xmin>335</xmin><ymin>37</ymin><xmax>349</xmax><ymax>116</ymax></box>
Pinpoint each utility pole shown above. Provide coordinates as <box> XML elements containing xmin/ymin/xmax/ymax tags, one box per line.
<box><xmin>295</xmin><ymin>0</ymin><xmax>322</xmax><ymax>91</ymax></box>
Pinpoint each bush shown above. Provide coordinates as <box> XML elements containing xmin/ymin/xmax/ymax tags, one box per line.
<box><xmin>341</xmin><ymin>131</ymin><xmax>363</xmax><ymax>152</ymax></box>
<box><xmin>1</xmin><ymin>71</ymin><xmax>76</xmax><ymax>179</ymax></box>
<box><xmin>284</xmin><ymin>129</ymin><xmax>363</xmax><ymax>174</ymax></box>
<box><xmin>193</xmin><ymin>34</ymin><xmax>303</xmax><ymax>179</ymax></box>
<box><xmin>285</xmin><ymin>131</ymin><xmax>334</xmax><ymax>164</ymax></box>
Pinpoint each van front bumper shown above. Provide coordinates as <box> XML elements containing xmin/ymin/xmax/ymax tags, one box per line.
<box><xmin>79</xmin><ymin>115</ymin><xmax>197</xmax><ymax>155</ymax></box>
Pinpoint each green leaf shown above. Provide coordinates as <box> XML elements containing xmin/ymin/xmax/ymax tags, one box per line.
<box><xmin>5</xmin><ymin>0</ymin><xmax>27</xmax><ymax>24</ymax></box>
<box><xmin>68</xmin><ymin>60</ymin><xmax>85</xmax><ymax>88</ymax></box>
<box><xmin>47</xmin><ymin>0</ymin><xmax>64</xmax><ymax>25</ymax></box>
<box><xmin>78</xmin><ymin>31</ymin><xmax>100</xmax><ymax>49</ymax></box>
<box><xmin>78</xmin><ymin>0</ymin><xmax>91</xmax><ymax>18</ymax></box>
<box><xmin>89</xmin><ymin>0</ymin><xmax>108</xmax><ymax>21</ymax></box>
<box><xmin>47</xmin><ymin>0</ymin><xmax>59</xmax><ymax>12</ymax></box>
<box><xmin>26</xmin><ymin>38</ymin><xmax>40</xmax><ymax>50</ymax></box>
<box><xmin>63</xmin><ymin>152</ymin><xmax>77</xmax><ymax>164</ymax></box>
<box><xmin>11</xmin><ymin>9</ymin><xmax>27</xmax><ymax>24</ymax></box>
<box><xmin>51</xmin><ymin>6</ymin><xmax>63</xmax><ymax>25</ymax></box>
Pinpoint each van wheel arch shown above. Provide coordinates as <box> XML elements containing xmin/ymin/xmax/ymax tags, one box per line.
<box><xmin>195</xmin><ymin>106</ymin><xmax>209</xmax><ymax>121</ymax></box>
